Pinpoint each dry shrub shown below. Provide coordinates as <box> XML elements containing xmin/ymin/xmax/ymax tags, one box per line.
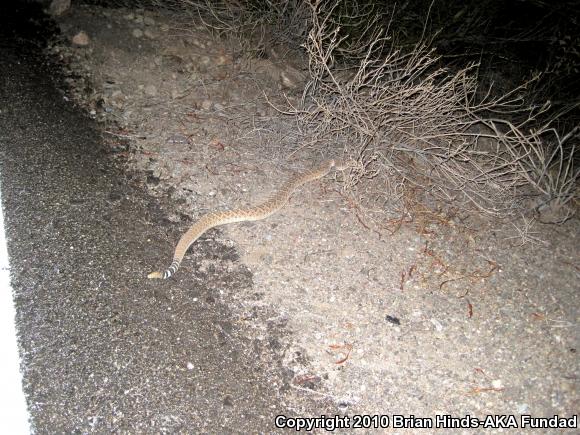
<box><xmin>165</xmin><ymin>0</ymin><xmax>311</xmax><ymax>53</ymax></box>
<box><xmin>290</xmin><ymin>0</ymin><xmax>578</xmax><ymax>224</ymax></box>
<box><xmin>481</xmin><ymin>118</ymin><xmax>579</xmax><ymax>223</ymax></box>
<box><xmin>164</xmin><ymin>0</ymin><xmax>577</xmax><ymax>223</ymax></box>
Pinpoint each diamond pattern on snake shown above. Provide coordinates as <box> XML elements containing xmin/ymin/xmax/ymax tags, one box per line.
<box><xmin>148</xmin><ymin>159</ymin><xmax>350</xmax><ymax>279</ymax></box>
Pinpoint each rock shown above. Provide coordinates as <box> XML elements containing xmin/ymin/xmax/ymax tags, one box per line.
<box><xmin>144</xmin><ymin>16</ymin><xmax>156</xmax><ymax>26</ymax></box>
<box><xmin>280</xmin><ymin>67</ymin><xmax>305</xmax><ymax>89</ymax></box>
<box><xmin>254</xmin><ymin>58</ymin><xmax>304</xmax><ymax>89</ymax></box>
<box><xmin>201</xmin><ymin>100</ymin><xmax>212</xmax><ymax>110</ymax></box>
<box><xmin>71</xmin><ymin>31</ymin><xmax>90</xmax><ymax>47</ymax></box>
<box><xmin>191</xmin><ymin>39</ymin><xmax>205</xmax><ymax>49</ymax></box>
<box><xmin>144</xmin><ymin>85</ymin><xmax>158</xmax><ymax>97</ymax></box>
<box><xmin>491</xmin><ymin>379</ymin><xmax>503</xmax><ymax>389</ymax></box>
<box><xmin>110</xmin><ymin>90</ymin><xmax>125</xmax><ymax>108</ymax></box>
<box><xmin>132</xmin><ymin>28</ymin><xmax>143</xmax><ymax>38</ymax></box>
<box><xmin>166</xmin><ymin>134</ymin><xmax>189</xmax><ymax>144</ymax></box>
<box><xmin>48</xmin><ymin>0</ymin><xmax>71</xmax><ymax>17</ymax></box>
<box><xmin>537</xmin><ymin>200</ymin><xmax>573</xmax><ymax>224</ymax></box>
<box><xmin>215</xmin><ymin>55</ymin><xmax>231</xmax><ymax>66</ymax></box>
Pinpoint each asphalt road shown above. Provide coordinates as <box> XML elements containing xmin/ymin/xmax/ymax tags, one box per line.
<box><xmin>0</xmin><ymin>4</ymin><xmax>324</xmax><ymax>433</ymax></box>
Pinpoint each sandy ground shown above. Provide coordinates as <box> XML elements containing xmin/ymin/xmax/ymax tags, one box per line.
<box><xmin>49</xmin><ymin>4</ymin><xmax>578</xmax><ymax>432</ymax></box>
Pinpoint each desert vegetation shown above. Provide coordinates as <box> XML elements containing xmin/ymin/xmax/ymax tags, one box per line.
<box><xmin>157</xmin><ymin>0</ymin><xmax>578</xmax><ymax>224</ymax></box>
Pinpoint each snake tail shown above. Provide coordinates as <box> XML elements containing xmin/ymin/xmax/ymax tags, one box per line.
<box><xmin>148</xmin><ymin>159</ymin><xmax>347</xmax><ymax>280</ymax></box>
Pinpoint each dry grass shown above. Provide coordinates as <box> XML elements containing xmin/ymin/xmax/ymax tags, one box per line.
<box><xmin>165</xmin><ymin>0</ymin><xmax>578</xmax><ymax>224</ymax></box>
<box><xmin>285</xmin><ymin>0</ymin><xmax>578</xmax><ymax>224</ymax></box>
<box><xmin>161</xmin><ymin>0</ymin><xmax>311</xmax><ymax>53</ymax></box>
<box><xmin>480</xmin><ymin>118</ymin><xmax>578</xmax><ymax>222</ymax></box>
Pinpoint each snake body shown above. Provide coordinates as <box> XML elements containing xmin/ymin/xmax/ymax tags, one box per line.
<box><xmin>148</xmin><ymin>159</ymin><xmax>347</xmax><ymax>279</ymax></box>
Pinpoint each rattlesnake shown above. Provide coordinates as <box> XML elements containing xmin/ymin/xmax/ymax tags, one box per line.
<box><xmin>148</xmin><ymin>159</ymin><xmax>349</xmax><ymax>279</ymax></box>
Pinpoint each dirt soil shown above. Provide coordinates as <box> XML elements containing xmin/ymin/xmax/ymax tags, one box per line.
<box><xmin>49</xmin><ymin>4</ymin><xmax>578</xmax><ymax>432</ymax></box>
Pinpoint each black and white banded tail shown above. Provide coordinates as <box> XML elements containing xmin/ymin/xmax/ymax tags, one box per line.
<box><xmin>148</xmin><ymin>260</ymin><xmax>180</xmax><ymax>279</ymax></box>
